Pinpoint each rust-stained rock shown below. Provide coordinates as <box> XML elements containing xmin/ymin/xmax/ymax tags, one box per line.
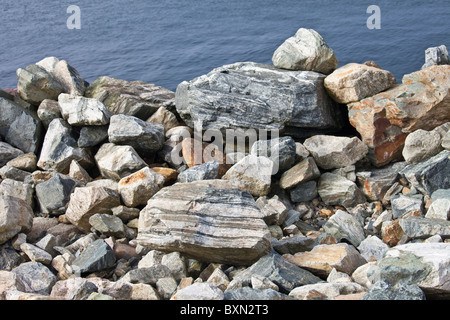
<box><xmin>381</xmin><ymin>219</ymin><xmax>406</xmax><ymax>247</ymax></box>
<box><xmin>150</xmin><ymin>167</ymin><xmax>179</xmax><ymax>185</ymax></box>
<box><xmin>348</xmin><ymin>65</ymin><xmax>450</xmax><ymax>166</ymax></box>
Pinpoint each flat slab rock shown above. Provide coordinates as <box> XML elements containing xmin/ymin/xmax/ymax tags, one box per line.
<box><xmin>137</xmin><ymin>179</ymin><xmax>272</xmax><ymax>266</ymax></box>
<box><xmin>175</xmin><ymin>62</ymin><xmax>344</xmax><ymax>139</ymax></box>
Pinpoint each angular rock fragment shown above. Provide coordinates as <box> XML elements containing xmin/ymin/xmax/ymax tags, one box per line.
<box><xmin>65</xmin><ymin>186</ymin><xmax>121</xmax><ymax>232</ymax></box>
<box><xmin>303</xmin><ymin>135</ymin><xmax>368</xmax><ymax>170</ymax></box>
<box><xmin>37</xmin><ymin>99</ymin><xmax>61</xmax><ymax>128</ymax></box>
<box><xmin>422</xmin><ymin>45</ymin><xmax>450</xmax><ymax>69</ymax></box>
<box><xmin>279</xmin><ymin>157</ymin><xmax>320</xmax><ymax>190</ymax></box>
<box><xmin>318</xmin><ymin>173</ymin><xmax>366</xmax><ymax>208</ymax></box>
<box><xmin>37</xmin><ymin>119</ymin><xmax>93</xmax><ymax>173</ymax></box>
<box><xmin>85</xmin><ymin>76</ymin><xmax>175</xmax><ymax>120</ymax></box>
<box><xmin>137</xmin><ymin>179</ymin><xmax>272</xmax><ymax>266</ymax></box>
<box><xmin>71</xmin><ymin>239</ymin><xmax>116</xmax><ymax>275</ymax></box>
<box><xmin>250</xmin><ymin>136</ymin><xmax>297</xmax><ymax>172</ymax></box>
<box><xmin>58</xmin><ymin>93</ymin><xmax>111</xmax><ymax>126</ymax></box>
<box><xmin>77</xmin><ymin>125</ymin><xmax>109</xmax><ymax>148</ymax></box>
<box><xmin>0</xmin><ymin>142</ymin><xmax>24</xmax><ymax>167</ymax></box>
<box><xmin>118</xmin><ymin>167</ymin><xmax>165</xmax><ymax>207</ymax></box>
<box><xmin>0</xmin><ymin>193</ymin><xmax>33</xmax><ymax>245</ymax></box>
<box><xmin>11</xmin><ymin>262</ymin><xmax>57</xmax><ymax>295</ymax></box>
<box><xmin>177</xmin><ymin>161</ymin><xmax>219</xmax><ymax>183</ymax></box>
<box><xmin>272</xmin><ymin>28</ymin><xmax>338</xmax><ymax>74</ymax></box>
<box><xmin>94</xmin><ymin>143</ymin><xmax>148</xmax><ymax>181</ymax></box>
<box><xmin>402</xmin><ymin>129</ymin><xmax>443</xmax><ymax>164</ymax></box>
<box><xmin>322</xmin><ymin>210</ymin><xmax>366</xmax><ymax>247</ymax></box>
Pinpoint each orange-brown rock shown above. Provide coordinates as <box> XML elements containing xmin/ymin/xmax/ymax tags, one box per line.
<box><xmin>150</xmin><ymin>167</ymin><xmax>179</xmax><ymax>185</ymax></box>
<box><xmin>381</xmin><ymin>219</ymin><xmax>406</xmax><ymax>247</ymax></box>
<box><xmin>348</xmin><ymin>65</ymin><xmax>450</xmax><ymax>167</ymax></box>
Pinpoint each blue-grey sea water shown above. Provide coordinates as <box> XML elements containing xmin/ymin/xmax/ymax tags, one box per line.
<box><xmin>1</xmin><ymin>0</ymin><xmax>449</xmax><ymax>91</ymax></box>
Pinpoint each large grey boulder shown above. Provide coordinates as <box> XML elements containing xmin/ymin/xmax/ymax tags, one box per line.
<box><xmin>84</xmin><ymin>76</ymin><xmax>175</xmax><ymax>120</ymax></box>
<box><xmin>37</xmin><ymin>119</ymin><xmax>93</xmax><ymax>173</ymax></box>
<box><xmin>422</xmin><ymin>45</ymin><xmax>450</xmax><ymax>69</ymax></box>
<box><xmin>108</xmin><ymin>114</ymin><xmax>165</xmax><ymax>156</ymax></box>
<box><xmin>175</xmin><ymin>62</ymin><xmax>344</xmax><ymax>139</ymax></box>
<box><xmin>137</xmin><ymin>179</ymin><xmax>272</xmax><ymax>266</ymax></box>
<box><xmin>303</xmin><ymin>135</ymin><xmax>368</xmax><ymax>170</ymax></box>
<box><xmin>94</xmin><ymin>143</ymin><xmax>148</xmax><ymax>181</ymax></box>
<box><xmin>16</xmin><ymin>64</ymin><xmax>64</xmax><ymax>105</ymax></box>
<box><xmin>0</xmin><ymin>98</ymin><xmax>43</xmax><ymax>154</ymax></box>
<box><xmin>272</xmin><ymin>28</ymin><xmax>338</xmax><ymax>74</ymax></box>
<box><xmin>58</xmin><ymin>94</ymin><xmax>111</xmax><ymax>126</ymax></box>
<box><xmin>400</xmin><ymin>150</ymin><xmax>450</xmax><ymax>195</ymax></box>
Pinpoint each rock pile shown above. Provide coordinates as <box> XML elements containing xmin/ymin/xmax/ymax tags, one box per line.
<box><xmin>0</xmin><ymin>32</ymin><xmax>449</xmax><ymax>301</ymax></box>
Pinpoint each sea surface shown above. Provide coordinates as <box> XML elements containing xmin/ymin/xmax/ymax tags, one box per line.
<box><xmin>1</xmin><ymin>0</ymin><xmax>449</xmax><ymax>91</ymax></box>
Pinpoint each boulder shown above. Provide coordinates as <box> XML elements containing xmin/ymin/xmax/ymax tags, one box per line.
<box><xmin>71</xmin><ymin>239</ymin><xmax>116</xmax><ymax>275</ymax></box>
<box><xmin>289</xmin><ymin>282</ymin><xmax>366</xmax><ymax>300</ymax></box>
<box><xmin>171</xmin><ymin>282</ymin><xmax>224</xmax><ymax>300</ymax></box>
<box><xmin>37</xmin><ymin>57</ymin><xmax>87</xmax><ymax>96</ymax></box>
<box><xmin>391</xmin><ymin>194</ymin><xmax>423</xmax><ymax>219</ymax></box>
<box><xmin>0</xmin><ymin>193</ymin><xmax>33</xmax><ymax>245</ymax></box>
<box><xmin>175</xmin><ymin>62</ymin><xmax>344</xmax><ymax>139</ymax></box>
<box><xmin>37</xmin><ymin>99</ymin><xmax>62</xmax><ymax>128</ymax></box>
<box><xmin>279</xmin><ymin>157</ymin><xmax>320</xmax><ymax>190</ymax></box>
<box><xmin>283</xmin><ymin>243</ymin><xmax>367</xmax><ymax>278</ymax></box>
<box><xmin>37</xmin><ymin>119</ymin><xmax>93</xmax><ymax>173</ymax></box>
<box><xmin>398</xmin><ymin>216</ymin><xmax>450</xmax><ymax>240</ymax></box>
<box><xmin>234</xmin><ymin>252</ymin><xmax>322</xmax><ymax>293</ymax></box>
<box><xmin>348</xmin><ymin>65</ymin><xmax>450</xmax><ymax>166</ymax></box>
<box><xmin>0</xmin><ymin>98</ymin><xmax>43</xmax><ymax>154</ymax></box>
<box><xmin>318</xmin><ymin>173</ymin><xmax>366</xmax><ymax>208</ymax></box>
<box><xmin>250</xmin><ymin>136</ymin><xmax>297</xmax><ymax>172</ymax></box>
<box><xmin>16</xmin><ymin>64</ymin><xmax>64</xmax><ymax>105</ymax></box>
<box><xmin>77</xmin><ymin>125</ymin><xmax>109</xmax><ymax>148</ymax></box>
<box><xmin>137</xmin><ymin>179</ymin><xmax>272</xmax><ymax>266</ymax></box>
<box><xmin>11</xmin><ymin>262</ymin><xmax>57</xmax><ymax>295</ymax></box>
<box><xmin>324</xmin><ymin>63</ymin><xmax>396</xmax><ymax>104</ymax></box>
<box><xmin>422</xmin><ymin>45</ymin><xmax>450</xmax><ymax>69</ymax></box>
<box><xmin>0</xmin><ymin>179</ymin><xmax>34</xmax><ymax>209</ymax></box>
<box><xmin>177</xmin><ymin>161</ymin><xmax>219</xmax><ymax>183</ymax></box>
<box><xmin>58</xmin><ymin>94</ymin><xmax>111</xmax><ymax>126</ymax></box>
<box><xmin>108</xmin><ymin>114</ymin><xmax>165</xmax><ymax>155</ymax></box>
<box><xmin>402</xmin><ymin>129</ymin><xmax>443</xmax><ymax>164</ymax></box>
<box><xmin>362</xmin><ymin>280</ymin><xmax>425</xmax><ymax>300</ymax></box>
<box><xmin>6</xmin><ymin>153</ymin><xmax>37</xmax><ymax>172</ymax></box>
<box><xmin>35</xmin><ymin>173</ymin><xmax>80</xmax><ymax>215</ymax></box>
<box><xmin>118</xmin><ymin>167</ymin><xmax>165</xmax><ymax>207</ymax></box>
<box><xmin>222</xmin><ymin>155</ymin><xmax>273</xmax><ymax>197</ymax></box>
<box><xmin>50</xmin><ymin>277</ymin><xmax>98</xmax><ymax>300</ymax></box>
<box><xmin>224</xmin><ymin>287</ymin><xmax>292</xmax><ymax>300</ymax></box>
<box><xmin>303</xmin><ymin>135</ymin><xmax>368</xmax><ymax>170</ymax></box>
<box><xmin>146</xmin><ymin>106</ymin><xmax>180</xmax><ymax>132</ymax></box>
<box><xmin>88</xmin><ymin>214</ymin><xmax>126</xmax><ymax>238</ymax></box>
<box><xmin>400</xmin><ymin>150</ymin><xmax>450</xmax><ymax>196</ymax></box>
<box><xmin>65</xmin><ymin>186</ymin><xmax>121</xmax><ymax>232</ymax></box>
<box><xmin>272</xmin><ymin>28</ymin><xmax>338</xmax><ymax>74</ymax></box>
<box><xmin>94</xmin><ymin>143</ymin><xmax>148</xmax><ymax>181</ymax></box>
<box><xmin>322</xmin><ymin>210</ymin><xmax>366</xmax><ymax>247</ymax></box>
<box><xmin>84</xmin><ymin>76</ymin><xmax>175</xmax><ymax>120</ymax></box>
<box><xmin>289</xmin><ymin>180</ymin><xmax>318</xmax><ymax>203</ymax></box>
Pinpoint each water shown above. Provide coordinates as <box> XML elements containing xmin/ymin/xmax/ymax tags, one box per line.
<box><xmin>1</xmin><ymin>0</ymin><xmax>449</xmax><ymax>91</ymax></box>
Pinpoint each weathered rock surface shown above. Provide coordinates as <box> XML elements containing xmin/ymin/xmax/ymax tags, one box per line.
<box><xmin>171</xmin><ymin>282</ymin><xmax>224</xmax><ymax>300</ymax></box>
<box><xmin>94</xmin><ymin>143</ymin><xmax>148</xmax><ymax>181</ymax></box>
<box><xmin>398</xmin><ymin>216</ymin><xmax>450</xmax><ymax>239</ymax></box>
<box><xmin>72</xmin><ymin>239</ymin><xmax>116</xmax><ymax>275</ymax></box>
<box><xmin>279</xmin><ymin>157</ymin><xmax>320</xmax><ymax>190</ymax></box>
<box><xmin>177</xmin><ymin>161</ymin><xmax>219</xmax><ymax>183</ymax></box>
<box><xmin>37</xmin><ymin>119</ymin><xmax>93</xmax><ymax>173</ymax></box>
<box><xmin>118</xmin><ymin>167</ymin><xmax>165</xmax><ymax>207</ymax></box>
<box><xmin>403</xmin><ymin>129</ymin><xmax>443</xmax><ymax>164</ymax></box>
<box><xmin>322</xmin><ymin>210</ymin><xmax>366</xmax><ymax>247</ymax></box>
<box><xmin>85</xmin><ymin>76</ymin><xmax>175</xmax><ymax>120</ymax></box>
<box><xmin>0</xmin><ymin>142</ymin><xmax>24</xmax><ymax>167</ymax></box>
<box><xmin>303</xmin><ymin>135</ymin><xmax>368</xmax><ymax>170</ymax></box>
<box><xmin>422</xmin><ymin>45</ymin><xmax>450</xmax><ymax>69</ymax></box>
<box><xmin>11</xmin><ymin>262</ymin><xmax>57</xmax><ymax>295</ymax></box>
<box><xmin>65</xmin><ymin>186</ymin><xmax>121</xmax><ymax>232</ymax></box>
<box><xmin>108</xmin><ymin>114</ymin><xmax>165</xmax><ymax>155</ymax></box>
<box><xmin>16</xmin><ymin>64</ymin><xmax>64</xmax><ymax>105</ymax></box>
<box><xmin>283</xmin><ymin>243</ymin><xmax>367</xmax><ymax>278</ymax></box>
<box><xmin>137</xmin><ymin>179</ymin><xmax>272</xmax><ymax>266</ymax></box>
<box><xmin>318</xmin><ymin>173</ymin><xmax>366</xmax><ymax>208</ymax></box>
<box><xmin>348</xmin><ymin>65</ymin><xmax>450</xmax><ymax>166</ymax></box>
<box><xmin>58</xmin><ymin>93</ymin><xmax>111</xmax><ymax>126</ymax></box>
<box><xmin>37</xmin><ymin>99</ymin><xmax>61</xmax><ymax>128</ymax></box>
<box><xmin>77</xmin><ymin>125</ymin><xmax>109</xmax><ymax>148</ymax></box>
<box><xmin>272</xmin><ymin>28</ymin><xmax>338</xmax><ymax>74</ymax></box>
<box><xmin>324</xmin><ymin>63</ymin><xmax>396</xmax><ymax>104</ymax></box>
<box><xmin>0</xmin><ymin>98</ymin><xmax>43</xmax><ymax>154</ymax></box>
<box><xmin>0</xmin><ymin>194</ymin><xmax>33</xmax><ymax>245</ymax></box>
<box><xmin>289</xmin><ymin>282</ymin><xmax>366</xmax><ymax>300</ymax></box>
<box><xmin>250</xmin><ymin>136</ymin><xmax>297</xmax><ymax>172</ymax></box>
<box><xmin>175</xmin><ymin>62</ymin><xmax>343</xmax><ymax>139</ymax></box>
<box><xmin>222</xmin><ymin>155</ymin><xmax>273</xmax><ymax>197</ymax></box>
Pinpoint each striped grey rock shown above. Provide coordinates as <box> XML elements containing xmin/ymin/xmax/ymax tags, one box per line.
<box><xmin>37</xmin><ymin>119</ymin><xmax>93</xmax><ymax>173</ymax></box>
<box><xmin>177</xmin><ymin>161</ymin><xmax>219</xmax><ymax>183</ymax></box>
<box><xmin>94</xmin><ymin>143</ymin><xmax>147</xmax><ymax>181</ymax></box>
<box><xmin>58</xmin><ymin>94</ymin><xmax>111</xmax><ymax>126</ymax></box>
<box><xmin>175</xmin><ymin>62</ymin><xmax>343</xmax><ymax>139</ymax></box>
<box><xmin>0</xmin><ymin>98</ymin><xmax>43</xmax><ymax>154</ymax></box>
<box><xmin>272</xmin><ymin>28</ymin><xmax>338</xmax><ymax>74</ymax></box>
<box><xmin>108</xmin><ymin>114</ymin><xmax>165</xmax><ymax>156</ymax></box>
<box><xmin>16</xmin><ymin>64</ymin><xmax>64</xmax><ymax>105</ymax></box>
<box><xmin>85</xmin><ymin>76</ymin><xmax>175</xmax><ymax>120</ymax></box>
<box><xmin>137</xmin><ymin>179</ymin><xmax>272</xmax><ymax>266</ymax></box>
<box><xmin>398</xmin><ymin>216</ymin><xmax>450</xmax><ymax>240</ymax></box>
<box><xmin>400</xmin><ymin>150</ymin><xmax>450</xmax><ymax>196</ymax></box>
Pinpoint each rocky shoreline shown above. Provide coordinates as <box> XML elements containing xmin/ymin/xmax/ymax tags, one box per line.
<box><xmin>0</xmin><ymin>28</ymin><xmax>449</xmax><ymax>300</ymax></box>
